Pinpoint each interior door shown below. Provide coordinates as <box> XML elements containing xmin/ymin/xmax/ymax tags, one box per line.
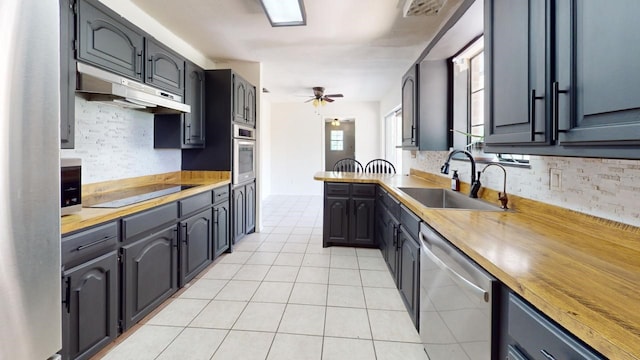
<box><xmin>325</xmin><ymin>120</ymin><xmax>356</xmax><ymax>171</ymax></box>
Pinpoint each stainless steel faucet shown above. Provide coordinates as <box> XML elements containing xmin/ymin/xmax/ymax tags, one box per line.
<box><xmin>481</xmin><ymin>163</ymin><xmax>509</xmax><ymax>209</ymax></box>
<box><xmin>441</xmin><ymin>150</ymin><xmax>481</xmax><ymax>198</ymax></box>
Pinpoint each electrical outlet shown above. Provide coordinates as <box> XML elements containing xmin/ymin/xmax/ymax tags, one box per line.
<box><xmin>549</xmin><ymin>168</ymin><xmax>562</xmax><ymax>190</ymax></box>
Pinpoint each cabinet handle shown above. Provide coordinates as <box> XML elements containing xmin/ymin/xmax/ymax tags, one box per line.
<box><xmin>552</xmin><ymin>81</ymin><xmax>569</xmax><ymax>141</ymax></box>
<box><xmin>76</xmin><ymin>235</ymin><xmax>116</xmax><ymax>251</ymax></box>
<box><xmin>186</xmin><ymin>123</ymin><xmax>192</xmax><ymax>144</ymax></box>
<box><xmin>182</xmin><ymin>223</ymin><xmax>188</xmax><ymax>244</ymax></box>
<box><xmin>353</xmin><ymin>199</ymin><xmax>357</xmax><ymax>215</ymax></box>
<box><xmin>540</xmin><ymin>349</ymin><xmax>557</xmax><ymax>360</ymax></box>
<box><xmin>136</xmin><ymin>51</ymin><xmax>142</xmax><ymax>75</ymax></box>
<box><xmin>147</xmin><ymin>58</ymin><xmax>153</xmax><ymax>80</ymax></box>
<box><xmin>410</xmin><ymin>126</ymin><xmax>416</xmax><ymax>144</ymax></box>
<box><xmin>392</xmin><ymin>225</ymin><xmax>398</xmax><ymax>247</ymax></box>
<box><xmin>530</xmin><ymin>89</ymin><xmax>545</xmax><ymax>141</ymax></box>
<box><xmin>214</xmin><ymin>208</ymin><xmax>219</xmax><ymax>224</ymax></box>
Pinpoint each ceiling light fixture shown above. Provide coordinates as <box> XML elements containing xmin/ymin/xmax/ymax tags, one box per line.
<box><xmin>312</xmin><ymin>98</ymin><xmax>326</xmax><ymax>107</ymax></box>
<box><xmin>259</xmin><ymin>0</ymin><xmax>307</xmax><ymax>27</ymax></box>
<box><xmin>331</xmin><ymin>118</ymin><xmax>340</xmax><ymax>126</ymax></box>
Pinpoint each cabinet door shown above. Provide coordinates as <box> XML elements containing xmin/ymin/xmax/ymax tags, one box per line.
<box><xmin>76</xmin><ymin>0</ymin><xmax>144</xmax><ymax>81</ymax></box>
<box><xmin>62</xmin><ymin>251</ymin><xmax>118</xmax><ymax>360</ymax></box>
<box><xmin>145</xmin><ymin>38</ymin><xmax>184</xmax><ymax>96</ymax></box>
<box><xmin>183</xmin><ymin>62</ymin><xmax>205</xmax><ymax>147</ymax></box>
<box><xmin>386</xmin><ymin>213</ymin><xmax>400</xmax><ymax>286</ymax></box>
<box><xmin>484</xmin><ymin>0</ymin><xmax>549</xmax><ymax>145</ymax></box>
<box><xmin>233</xmin><ymin>186</ymin><xmax>246</xmax><ymax>242</ymax></box>
<box><xmin>398</xmin><ymin>228</ymin><xmax>420</xmax><ymax>328</ymax></box>
<box><xmin>323</xmin><ymin>196</ymin><xmax>349</xmax><ymax>245</ymax></box>
<box><xmin>350</xmin><ymin>198</ymin><xmax>375</xmax><ymax>246</ymax></box>
<box><xmin>180</xmin><ymin>209</ymin><xmax>212</xmax><ymax>286</ymax></box>
<box><xmin>122</xmin><ymin>225</ymin><xmax>178</xmax><ymax>330</ymax></box>
<box><xmin>60</xmin><ymin>0</ymin><xmax>75</xmax><ymax>149</ymax></box>
<box><xmin>214</xmin><ymin>199</ymin><xmax>231</xmax><ymax>258</ymax></box>
<box><xmin>233</xmin><ymin>76</ymin><xmax>247</xmax><ymax>124</ymax></box>
<box><xmin>246</xmin><ymin>84</ymin><xmax>256</xmax><ymax>127</ymax></box>
<box><xmin>245</xmin><ymin>181</ymin><xmax>256</xmax><ymax>234</ymax></box>
<box><xmin>401</xmin><ymin>64</ymin><xmax>419</xmax><ymax>148</ymax></box>
<box><xmin>555</xmin><ymin>1</ymin><xmax>640</xmax><ymax>147</ymax></box>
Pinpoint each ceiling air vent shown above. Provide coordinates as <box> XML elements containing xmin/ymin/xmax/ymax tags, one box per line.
<box><xmin>403</xmin><ymin>0</ymin><xmax>447</xmax><ymax>16</ymax></box>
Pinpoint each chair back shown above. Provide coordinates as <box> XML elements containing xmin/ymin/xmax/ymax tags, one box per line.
<box><xmin>333</xmin><ymin>158</ymin><xmax>363</xmax><ymax>173</ymax></box>
<box><xmin>364</xmin><ymin>159</ymin><xmax>396</xmax><ymax>174</ymax></box>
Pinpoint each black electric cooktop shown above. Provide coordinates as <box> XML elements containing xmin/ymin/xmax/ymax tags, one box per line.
<box><xmin>88</xmin><ymin>185</ymin><xmax>197</xmax><ymax>208</ymax></box>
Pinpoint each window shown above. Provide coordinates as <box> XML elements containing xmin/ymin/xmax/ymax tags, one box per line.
<box><xmin>330</xmin><ymin>130</ymin><xmax>344</xmax><ymax>151</ymax></box>
<box><xmin>469</xmin><ymin>51</ymin><xmax>484</xmax><ymax>140</ymax></box>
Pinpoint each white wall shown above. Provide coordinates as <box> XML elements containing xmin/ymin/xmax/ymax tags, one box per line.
<box><xmin>269</xmin><ymin>101</ymin><xmax>381</xmax><ymax>195</ymax></box>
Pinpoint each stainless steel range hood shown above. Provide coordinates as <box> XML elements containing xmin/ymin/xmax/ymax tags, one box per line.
<box><xmin>76</xmin><ymin>62</ymin><xmax>190</xmax><ymax>114</ymax></box>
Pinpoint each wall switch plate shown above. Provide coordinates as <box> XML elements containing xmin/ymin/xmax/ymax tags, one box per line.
<box><xmin>550</xmin><ymin>168</ymin><xmax>562</xmax><ymax>190</ymax></box>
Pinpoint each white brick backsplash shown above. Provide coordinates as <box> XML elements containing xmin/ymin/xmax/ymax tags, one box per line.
<box><xmin>404</xmin><ymin>151</ymin><xmax>640</xmax><ymax>227</ymax></box>
<box><xmin>60</xmin><ymin>97</ymin><xmax>181</xmax><ymax>184</ymax></box>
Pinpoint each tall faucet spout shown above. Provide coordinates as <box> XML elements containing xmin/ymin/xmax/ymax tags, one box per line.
<box><xmin>441</xmin><ymin>149</ymin><xmax>478</xmax><ymax>198</ymax></box>
<box><xmin>481</xmin><ymin>163</ymin><xmax>509</xmax><ymax>209</ymax></box>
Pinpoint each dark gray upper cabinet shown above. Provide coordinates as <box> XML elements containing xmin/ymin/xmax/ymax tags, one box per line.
<box><xmin>401</xmin><ymin>64</ymin><xmax>419</xmax><ymax>148</ymax></box>
<box><xmin>179</xmin><ymin>209</ymin><xmax>212</xmax><ymax>286</ymax></box>
<box><xmin>418</xmin><ymin>60</ymin><xmax>451</xmax><ymax>151</ymax></box>
<box><xmin>76</xmin><ymin>0</ymin><xmax>144</xmax><ymax>81</ymax></box>
<box><xmin>246</xmin><ymin>85</ymin><xmax>256</xmax><ymax>128</ymax></box>
<box><xmin>233</xmin><ymin>75</ymin><xmax>256</xmax><ymax>127</ymax></box>
<box><xmin>60</xmin><ymin>0</ymin><xmax>75</xmax><ymax>149</ymax></box>
<box><xmin>145</xmin><ymin>38</ymin><xmax>184</xmax><ymax>96</ymax></box>
<box><xmin>484</xmin><ymin>0</ymin><xmax>548</xmax><ymax>146</ymax></box>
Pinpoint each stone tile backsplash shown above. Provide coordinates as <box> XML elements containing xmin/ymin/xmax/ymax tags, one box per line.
<box><xmin>60</xmin><ymin>97</ymin><xmax>181</xmax><ymax>184</ymax></box>
<box><xmin>404</xmin><ymin>151</ymin><xmax>640</xmax><ymax>227</ymax></box>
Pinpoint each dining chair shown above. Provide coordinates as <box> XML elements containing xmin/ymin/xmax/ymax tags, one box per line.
<box><xmin>364</xmin><ymin>159</ymin><xmax>396</xmax><ymax>174</ymax></box>
<box><xmin>333</xmin><ymin>158</ymin><xmax>364</xmax><ymax>173</ymax></box>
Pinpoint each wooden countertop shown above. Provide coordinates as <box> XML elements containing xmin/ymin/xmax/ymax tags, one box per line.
<box><xmin>315</xmin><ymin>170</ymin><xmax>640</xmax><ymax>360</ymax></box>
<box><xmin>61</xmin><ymin>171</ymin><xmax>231</xmax><ymax>235</ymax></box>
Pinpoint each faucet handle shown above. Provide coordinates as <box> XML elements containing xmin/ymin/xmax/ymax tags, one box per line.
<box><xmin>498</xmin><ymin>192</ymin><xmax>509</xmax><ymax>210</ymax></box>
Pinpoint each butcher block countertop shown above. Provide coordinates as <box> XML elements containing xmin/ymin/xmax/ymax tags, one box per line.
<box><xmin>61</xmin><ymin>171</ymin><xmax>231</xmax><ymax>235</ymax></box>
<box><xmin>315</xmin><ymin>170</ymin><xmax>640</xmax><ymax>360</ymax></box>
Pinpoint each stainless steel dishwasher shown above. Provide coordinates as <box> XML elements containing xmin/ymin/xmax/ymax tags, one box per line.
<box><xmin>419</xmin><ymin>222</ymin><xmax>497</xmax><ymax>360</ymax></box>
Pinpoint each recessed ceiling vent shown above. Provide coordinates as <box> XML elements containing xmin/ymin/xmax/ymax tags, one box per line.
<box><xmin>403</xmin><ymin>0</ymin><xmax>447</xmax><ymax>16</ymax></box>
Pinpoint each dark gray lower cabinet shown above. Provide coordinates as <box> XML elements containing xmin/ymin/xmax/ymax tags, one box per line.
<box><xmin>214</xmin><ymin>198</ymin><xmax>231</xmax><ymax>258</ymax></box>
<box><xmin>62</xmin><ymin>251</ymin><xmax>118</xmax><ymax>360</ymax></box>
<box><xmin>245</xmin><ymin>181</ymin><xmax>256</xmax><ymax>234</ymax></box>
<box><xmin>180</xmin><ymin>209</ymin><xmax>212</xmax><ymax>286</ymax></box>
<box><xmin>398</xmin><ymin>226</ymin><xmax>420</xmax><ymax>329</ymax></box>
<box><xmin>233</xmin><ymin>184</ymin><xmax>246</xmax><ymax>242</ymax></box>
<box><xmin>122</xmin><ymin>224</ymin><xmax>178</xmax><ymax>330</ymax></box>
<box><xmin>323</xmin><ymin>183</ymin><xmax>376</xmax><ymax>247</ymax></box>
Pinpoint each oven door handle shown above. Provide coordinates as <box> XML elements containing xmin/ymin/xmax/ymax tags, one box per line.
<box><xmin>419</xmin><ymin>231</ymin><xmax>489</xmax><ymax>302</ymax></box>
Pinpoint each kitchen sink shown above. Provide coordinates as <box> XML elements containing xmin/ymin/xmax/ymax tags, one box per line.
<box><xmin>397</xmin><ymin>187</ymin><xmax>502</xmax><ymax>211</ymax></box>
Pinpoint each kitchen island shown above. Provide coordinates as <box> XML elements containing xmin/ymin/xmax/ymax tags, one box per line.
<box><xmin>315</xmin><ymin>169</ymin><xmax>640</xmax><ymax>360</ymax></box>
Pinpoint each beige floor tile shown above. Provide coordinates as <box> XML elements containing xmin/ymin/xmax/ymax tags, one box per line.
<box><xmin>218</xmin><ymin>251</ymin><xmax>252</xmax><ymax>264</ymax></box>
<box><xmin>147</xmin><ymin>298</ymin><xmax>209</xmax><ymax>327</ymax></box>
<box><xmin>368</xmin><ymin>309</ymin><xmax>421</xmax><ymax>343</ymax></box>
<box><xmin>251</xmin><ymin>282</ymin><xmax>294</xmax><ymax>303</ymax></box>
<box><xmin>360</xmin><ymin>269</ymin><xmax>395</xmax><ymax>288</ymax></box>
<box><xmin>321</xmin><ymin>337</ymin><xmax>376</xmax><ymax>360</ymax></box>
<box><xmin>363</xmin><ymin>287</ymin><xmax>406</xmax><ymax>311</ymax></box>
<box><xmin>201</xmin><ymin>263</ymin><xmax>242</xmax><ymax>280</ymax></box>
<box><xmin>287</xmin><ymin>234</ymin><xmax>311</xmax><ymax>244</ymax></box>
<box><xmin>296</xmin><ymin>267</ymin><xmax>329</xmax><ymax>284</ymax></box>
<box><xmin>278</xmin><ymin>304</ymin><xmax>326</xmax><ymax>336</ymax></box>
<box><xmin>256</xmin><ymin>242</ymin><xmax>285</xmax><ymax>253</ymax></box>
<box><xmin>156</xmin><ymin>328</ymin><xmax>227</xmax><ymax>360</ymax></box>
<box><xmin>324</xmin><ymin>307</ymin><xmax>371</xmax><ymax>339</ymax></box>
<box><xmin>233</xmin><ymin>241</ymin><xmax>261</xmax><ymax>252</ymax></box>
<box><xmin>330</xmin><ymin>255</ymin><xmax>359</xmax><ymax>269</ymax></box>
<box><xmin>265</xmin><ymin>233</ymin><xmax>289</xmax><ymax>242</ymax></box>
<box><xmin>211</xmin><ymin>330</ymin><xmax>275</xmax><ymax>360</ymax></box>
<box><xmin>357</xmin><ymin>256</ymin><xmax>387</xmax><ymax>270</ymax></box>
<box><xmin>330</xmin><ymin>247</ymin><xmax>357</xmax><ymax>256</ymax></box>
<box><xmin>373</xmin><ymin>341</ymin><xmax>430</xmax><ymax>360</ymax></box>
<box><xmin>232</xmin><ymin>302</ymin><xmax>286</xmax><ymax>332</ymax></box>
<box><xmin>327</xmin><ymin>285</ymin><xmax>366</xmax><ymax>308</ymax></box>
<box><xmin>274</xmin><ymin>253</ymin><xmax>304</xmax><ymax>266</ymax></box>
<box><xmin>356</xmin><ymin>248</ymin><xmax>384</xmax><ymax>258</ymax></box>
<box><xmin>328</xmin><ymin>268</ymin><xmax>361</xmax><ymax>286</ymax></box>
<box><xmin>264</xmin><ymin>265</ymin><xmax>300</xmax><ymax>282</ymax></box>
<box><xmin>245</xmin><ymin>252</ymin><xmax>279</xmax><ymax>265</ymax></box>
<box><xmin>232</xmin><ymin>264</ymin><xmax>271</xmax><ymax>281</ymax></box>
<box><xmin>305</xmin><ymin>243</ymin><xmax>332</xmax><ymax>255</ymax></box>
<box><xmin>281</xmin><ymin>243</ymin><xmax>308</xmax><ymax>253</ymax></box>
<box><xmin>102</xmin><ymin>325</ymin><xmax>182</xmax><ymax>360</ymax></box>
<box><xmin>289</xmin><ymin>283</ymin><xmax>328</xmax><ymax>306</ymax></box>
<box><xmin>273</xmin><ymin>226</ymin><xmax>294</xmax><ymax>234</ymax></box>
<box><xmin>302</xmin><ymin>254</ymin><xmax>331</xmax><ymax>267</ymax></box>
<box><xmin>189</xmin><ymin>300</ymin><xmax>247</xmax><ymax>329</ymax></box>
<box><xmin>179</xmin><ymin>279</ymin><xmax>228</xmax><ymax>300</ymax></box>
<box><xmin>215</xmin><ymin>280</ymin><xmax>260</xmax><ymax>301</ymax></box>
<box><xmin>267</xmin><ymin>333</ymin><xmax>323</xmax><ymax>360</ymax></box>
<box><xmin>291</xmin><ymin>226</ymin><xmax>314</xmax><ymax>235</ymax></box>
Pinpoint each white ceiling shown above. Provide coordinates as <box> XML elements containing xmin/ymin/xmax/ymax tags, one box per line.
<box><xmin>130</xmin><ymin>0</ymin><xmax>467</xmax><ymax>102</ymax></box>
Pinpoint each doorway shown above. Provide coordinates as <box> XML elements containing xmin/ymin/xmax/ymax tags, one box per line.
<box><xmin>324</xmin><ymin>118</ymin><xmax>355</xmax><ymax>171</ymax></box>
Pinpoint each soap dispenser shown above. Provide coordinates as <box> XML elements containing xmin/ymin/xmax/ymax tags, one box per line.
<box><xmin>451</xmin><ymin>170</ymin><xmax>460</xmax><ymax>191</ymax></box>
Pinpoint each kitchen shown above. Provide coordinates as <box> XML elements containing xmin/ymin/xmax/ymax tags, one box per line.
<box><xmin>2</xmin><ymin>0</ymin><xmax>640</xmax><ymax>360</ymax></box>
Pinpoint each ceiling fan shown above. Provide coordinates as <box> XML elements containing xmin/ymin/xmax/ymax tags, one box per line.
<box><xmin>305</xmin><ymin>87</ymin><xmax>344</xmax><ymax>106</ymax></box>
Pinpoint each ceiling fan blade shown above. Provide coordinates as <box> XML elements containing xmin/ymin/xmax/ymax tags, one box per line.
<box><xmin>304</xmin><ymin>98</ymin><xmax>315</xmax><ymax>103</ymax></box>
<box><xmin>324</xmin><ymin>94</ymin><xmax>344</xmax><ymax>98</ymax></box>
<box><xmin>323</xmin><ymin>97</ymin><xmax>335</xmax><ymax>103</ymax></box>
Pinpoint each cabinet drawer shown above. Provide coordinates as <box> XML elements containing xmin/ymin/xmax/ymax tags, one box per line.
<box><xmin>383</xmin><ymin>191</ymin><xmax>401</xmax><ymax>220</ymax></box>
<box><xmin>352</xmin><ymin>183</ymin><xmax>376</xmax><ymax>197</ymax></box>
<box><xmin>326</xmin><ymin>183</ymin><xmax>350</xmax><ymax>196</ymax></box>
<box><xmin>400</xmin><ymin>205</ymin><xmax>420</xmax><ymax>240</ymax></box>
<box><xmin>123</xmin><ymin>202</ymin><xmax>178</xmax><ymax>240</ymax></box>
<box><xmin>213</xmin><ymin>185</ymin><xmax>230</xmax><ymax>203</ymax></box>
<box><xmin>179</xmin><ymin>191</ymin><xmax>212</xmax><ymax>216</ymax></box>
<box><xmin>508</xmin><ymin>293</ymin><xmax>603</xmax><ymax>360</ymax></box>
<box><xmin>62</xmin><ymin>222</ymin><xmax>119</xmax><ymax>268</ymax></box>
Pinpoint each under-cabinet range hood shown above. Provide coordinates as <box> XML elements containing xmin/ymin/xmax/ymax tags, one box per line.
<box><xmin>76</xmin><ymin>62</ymin><xmax>190</xmax><ymax>114</ymax></box>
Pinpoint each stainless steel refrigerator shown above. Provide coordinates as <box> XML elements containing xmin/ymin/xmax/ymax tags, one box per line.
<box><xmin>0</xmin><ymin>0</ymin><xmax>63</xmax><ymax>359</ymax></box>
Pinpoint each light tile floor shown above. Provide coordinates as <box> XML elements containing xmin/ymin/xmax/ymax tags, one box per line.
<box><xmin>99</xmin><ymin>195</ymin><xmax>428</xmax><ymax>360</ymax></box>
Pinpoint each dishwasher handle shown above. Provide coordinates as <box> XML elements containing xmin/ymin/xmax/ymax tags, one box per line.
<box><xmin>419</xmin><ymin>230</ymin><xmax>489</xmax><ymax>303</ymax></box>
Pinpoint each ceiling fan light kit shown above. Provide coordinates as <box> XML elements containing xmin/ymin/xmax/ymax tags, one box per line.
<box><xmin>259</xmin><ymin>0</ymin><xmax>307</xmax><ymax>27</ymax></box>
<box><xmin>307</xmin><ymin>86</ymin><xmax>344</xmax><ymax>107</ymax></box>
